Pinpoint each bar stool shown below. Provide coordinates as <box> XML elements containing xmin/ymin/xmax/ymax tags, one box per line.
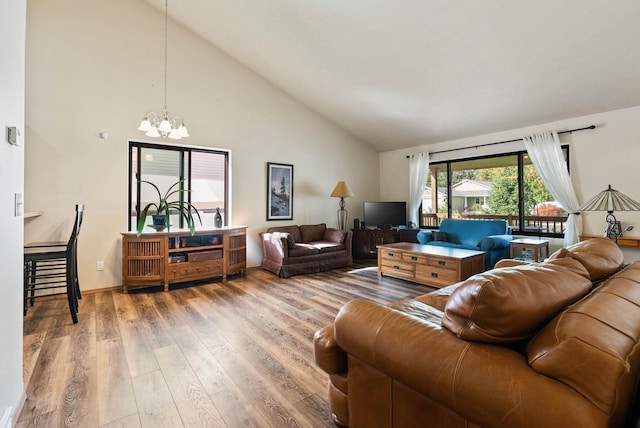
<box><xmin>24</xmin><ymin>204</ymin><xmax>83</xmax><ymax>323</ymax></box>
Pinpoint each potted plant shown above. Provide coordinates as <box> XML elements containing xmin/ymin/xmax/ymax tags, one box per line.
<box><xmin>136</xmin><ymin>179</ymin><xmax>202</xmax><ymax>236</ymax></box>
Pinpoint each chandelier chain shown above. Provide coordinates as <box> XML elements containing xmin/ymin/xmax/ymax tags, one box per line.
<box><xmin>137</xmin><ymin>0</ymin><xmax>189</xmax><ymax>139</ymax></box>
<box><xmin>164</xmin><ymin>0</ymin><xmax>168</xmax><ymax>112</ymax></box>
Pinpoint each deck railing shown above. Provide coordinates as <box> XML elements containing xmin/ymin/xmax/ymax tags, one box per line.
<box><xmin>421</xmin><ymin>213</ymin><xmax>567</xmax><ymax>235</ymax></box>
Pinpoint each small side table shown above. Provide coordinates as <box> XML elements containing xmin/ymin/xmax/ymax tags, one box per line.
<box><xmin>510</xmin><ymin>238</ymin><xmax>550</xmax><ymax>262</ymax></box>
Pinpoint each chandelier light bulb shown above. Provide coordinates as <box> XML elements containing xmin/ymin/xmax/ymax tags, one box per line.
<box><xmin>158</xmin><ymin>118</ymin><xmax>172</xmax><ymax>133</ymax></box>
<box><xmin>145</xmin><ymin>126</ymin><xmax>160</xmax><ymax>138</ymax></box>
<box><xmin>168</xmin><ymin>128</ymin><xmax>182</xmax><ymax>139</ymax></box>
<box><xmin>137</xmin><ymin>118</ymin><xmax>152</xmax><ymax>132</ymax></box>
<box><xmin>178</xmin><ymin>124</ymin><xmax>189</xmax><ymax>137</ymax></box>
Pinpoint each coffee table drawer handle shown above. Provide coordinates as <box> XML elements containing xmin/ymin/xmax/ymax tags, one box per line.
<box><xmin>431</xmin><ymin>272</ymin><xmax>439</xmax><ymax>278</ymax></box>
<box><xmin>411</xmin><ymin>256</ymin><xmax>418</xmax><ymax>260</ymax></box>
<box><xmin>393</xmin><ymin>265</ymin><xmax>400</xmax><ymax>269</ymax></box>
<box><xmin>438</xmin><ymin>260</ymin><xmax>446</xmax><ymax>266</ymax></box>
<box><xmin>388</xmin><ymin>252</ymin><xmax>394</xmax><ymax>257</ymax></box>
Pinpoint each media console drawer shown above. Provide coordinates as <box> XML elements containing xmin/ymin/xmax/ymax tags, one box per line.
<box><xmin>167</xmin><ymin>259</ymin><xmax>224</xmax><ymax>282</ymax></box>
<box><xmin>377</xmin><ymin>242</ymin><xmax>484</xmax><ymax>288</ymax></box>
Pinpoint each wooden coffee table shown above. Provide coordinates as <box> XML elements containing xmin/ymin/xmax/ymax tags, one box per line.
<box><xmin>378</xmin><ymin>242</ymin><xmax>485</xmax><ymax>288</ymax></box>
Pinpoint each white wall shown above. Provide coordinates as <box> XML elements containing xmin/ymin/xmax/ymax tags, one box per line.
<box><xmin>380</xmin><ymin>106</ymin><xmax>640</xmax><ymax>261</ymax></box>
<box><xmin>24</xmin><ymin>0</ymin><xmax>378</xmax><ymax>291</ymax></box>
<box><xmin>0</xmin><ymin>0</ymin><xmax>26</xmax><ymax>422</ymax></box>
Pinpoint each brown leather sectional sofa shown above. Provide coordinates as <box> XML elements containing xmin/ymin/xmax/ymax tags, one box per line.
<box><xmin>261</xmin><ymin>223</ymin><xmax>352</xmax><ymax>277</ymax></box>
<box><xmin>314</xmin><ymin>237</ymin><xmax>640</xmax><ymax>427</ymax></box>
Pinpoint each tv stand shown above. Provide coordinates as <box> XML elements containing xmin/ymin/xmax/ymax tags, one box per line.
<box><xmin>352</xmin><ymin>228</ymin><xmax>419</xmax><ymax>259</ymax></box>
<box><xmin>121</xmin><ymin>227</ymin><xmax>246</xmax><ymax>292</ymax></box>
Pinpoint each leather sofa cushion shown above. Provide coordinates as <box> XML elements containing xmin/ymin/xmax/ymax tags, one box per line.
<box><xmin>548</xmin><ymin>237</ymin><xmax>624</xmax><ymax>281</ymax></box>
<box><xmin>442</xmin><ymin>257</ymin><xmax>592</xmax><ymax>343</ymax></box>
<box><xmin>527</xmin><ymin>262</ymin><xmax>640</xmax><ymax>415</ymax></box>
<box><xmin>300</xmin><ymin>223</ymin><xmax>327</xmax><ymax>243</ymax></box>
<box><xmin>267</xmin><ymin>225</ymin><xmax>302</xmax><ymax>243</ymax></box>
<box><xmin>414</xmin><ymin>283</ymin><xmax>462</xmax><ymax>312</ymax></box>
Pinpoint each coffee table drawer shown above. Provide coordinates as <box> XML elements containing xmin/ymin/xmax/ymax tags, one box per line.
<box><xmin>425</xmin><ymin>256</ymin><xmax>457</xmax><ymax>271</ymax></box>
<box><xmin>402</xmin><ymin>253</ymin><xmax>427</xmax><ymax>264</ymax></box>
<box><xmin>380</xmin><ymin>248</ymin><xmax>403</xmax><ymax>261</ymax></box>
<box><xmin>416</xmin><ymin>265</ymin><xmax>458</xmax><ymax>286</ymax></box>
<box><xmin>381</xmin><ymin>258</ymin><xmax>415</xmax><ymax>276</ymax></box>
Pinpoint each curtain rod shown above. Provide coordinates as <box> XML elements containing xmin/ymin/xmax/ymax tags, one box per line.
<box><xmin>406</xmin><ymin>125</ymin><xmax>596</xmax><ymax>158</ymax></box>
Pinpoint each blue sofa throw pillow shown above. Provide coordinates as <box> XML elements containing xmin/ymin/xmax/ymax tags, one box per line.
<box><xmin>432</xmin><ymin>231</ymin><xmax>447</xmax><ymax>241</ymax></box>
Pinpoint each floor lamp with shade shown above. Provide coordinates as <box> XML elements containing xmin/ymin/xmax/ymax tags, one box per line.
<box><xmin>330</xmin><ymin>181</ymin><xmax>355</xmax><ymax>230</ymax></box>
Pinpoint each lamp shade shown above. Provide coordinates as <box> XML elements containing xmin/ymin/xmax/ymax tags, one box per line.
<box><xmin>577</xmin><ymin>184</ymin><xmax>640</xmax><ymax>213</ymax></box>
<box><xmin>330</xmin><ymin>181</ymin><xmax>355</xmax><ymax>198</ymax></box>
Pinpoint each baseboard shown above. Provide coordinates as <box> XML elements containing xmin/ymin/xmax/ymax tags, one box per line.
<box><xmin>34</xmin><ymin>270</ymin><xmax>259</xmax><ymax>300</ymax></box>
<box><xmin>1</xmin><ymin>392</ymin><xmax>26</xmax><ymax>428</ymax></box>
<box><xmin>0</xmin><ymin>408</ymin><xmax>10</xmax><ymax>428</ymax></box>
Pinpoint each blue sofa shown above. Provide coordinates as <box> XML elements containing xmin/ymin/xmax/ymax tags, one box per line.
<box><xmin>417</xmin><ymin>218</ymin><xmax>513</xmax><ymax>269</ymax></box>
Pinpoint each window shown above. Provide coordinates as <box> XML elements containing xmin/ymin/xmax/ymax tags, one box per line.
<box><xmin>421</xmin><ymin>147</ymin><xmax>569</xmax><ymax>237</ymax></box>
<box><xmin>128</xmin><ymin>141</ymin><xmax>229</xmax><ymax>232</ymax></box>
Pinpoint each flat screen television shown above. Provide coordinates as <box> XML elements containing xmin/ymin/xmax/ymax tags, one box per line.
<box><xmin>363</xmin><ymin>201</ymin><xmax>407</xmax><ymax>229</ymax></box>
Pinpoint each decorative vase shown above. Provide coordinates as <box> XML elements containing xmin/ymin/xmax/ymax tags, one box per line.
<box><xmin>214</xmin><ymin>208</ymin><xmax>223</xmax><ymax>228</ymax></box>
<box><xmin>152</xmin><ymin>214</ymin><xmax>167</xmax><ymax>232</ymax></box>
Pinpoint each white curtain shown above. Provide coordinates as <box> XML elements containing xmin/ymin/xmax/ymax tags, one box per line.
<box><xmin>523</xmin><ymin>131</ymin><xmax>582</xmax><ymax>246</ymax></box>
<box><xmin>408</xmin><ymin>152</ymin><xmax>430</xmax><ymax>227</ymax></box>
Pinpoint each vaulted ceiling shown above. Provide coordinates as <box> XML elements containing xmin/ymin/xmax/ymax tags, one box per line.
<box><xmin>146</xmin><ymin>0</ymin><xmax>640</xmax><ymax>152</ymax></box>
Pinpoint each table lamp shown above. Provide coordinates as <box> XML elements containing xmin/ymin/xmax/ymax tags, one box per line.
<box><xmin>577</xmin><ymin>184</ymin><xmax>640</xmax><ymax>239</ymax></box>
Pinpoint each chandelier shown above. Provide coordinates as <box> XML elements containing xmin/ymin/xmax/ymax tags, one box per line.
<box><xmin>137</xmin><ymin>0</ymin><xmax>189</xmax><ymax>139</ymax></box>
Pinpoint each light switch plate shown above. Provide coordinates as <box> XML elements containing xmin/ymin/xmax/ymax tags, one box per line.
<box><xmin>7</xmin><ymin>127</ymin><xmax>20</xmax><ymax>146</ymax></box>
<box><xmin>15</xmin><ymin>193</ymin><xmax>23</xmax><ymax>217</ymax></box>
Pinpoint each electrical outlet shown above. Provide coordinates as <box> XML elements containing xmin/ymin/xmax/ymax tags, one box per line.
<box><xmin>96</xmin><ymin>261</ymin><xmax>104</xmax><ymax>271</ymax></box>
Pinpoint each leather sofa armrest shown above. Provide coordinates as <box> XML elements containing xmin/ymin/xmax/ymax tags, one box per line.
<box><xmin>260</xmin><ymin>232</ymin><xmax>289</xmax><ymax>261</ymax></box>
<box><xmin>313</xmin><ymin>324</ymin><xmax>347</xmax><ymax>374</ymax></box>
<box><xmin>478</xmin><ymin>234</ymin><xmax>513</xmax><ymax>251</ymax></box>
<box><xmin>334</xmin><ymin>299</ymin><xmax>604</xmax><ymax>427</ymax></box>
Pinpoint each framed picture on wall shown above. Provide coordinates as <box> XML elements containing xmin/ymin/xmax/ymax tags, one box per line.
<box><xmin>267</xmin><ymin>162</ymin><xmax>293</xmax><ymax>221</ymax></box>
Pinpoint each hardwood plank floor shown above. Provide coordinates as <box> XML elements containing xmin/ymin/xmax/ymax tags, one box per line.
<box><xmin>19</xmin><ymin>260</ymin><xmax>434</xmax><ymax>428</ymax></box>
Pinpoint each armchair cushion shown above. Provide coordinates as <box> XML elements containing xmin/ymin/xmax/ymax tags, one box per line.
<box><xmin>442</xmin><ymin>258</ymin><xmax>591</xmax><ymax>343</ymax></box>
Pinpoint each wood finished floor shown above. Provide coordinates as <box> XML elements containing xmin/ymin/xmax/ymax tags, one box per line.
<box><xmin>19</xmin><ymin>260</ymin><xmax>435</xmax><ymax>427</ymax></box>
